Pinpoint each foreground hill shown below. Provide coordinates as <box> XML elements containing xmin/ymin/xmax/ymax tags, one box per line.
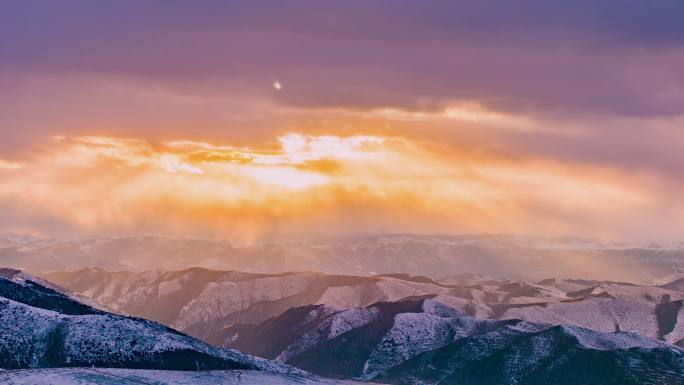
<box><xmin>224</xmin><ymin>297</ymin><xmax>684</xmax><ymax>384</ymax></box>
<box><xmin>0</xmin><ymin>267</ymin><xmax>363</xmax><ymax>384</ymax></box>
<box><xmin>0</xmin><ymin>368</ymin><xmax>364</xmax><ymax>385</ymax></box>
<box><xmin>8</xmin><ymin>233</ymin><xmax>684</xmax><ymax>282</ymax></box>
<box><xmin>46</xmin><ymin>267</ymin><xmax>684</xmax><ymax>346</ymax></box>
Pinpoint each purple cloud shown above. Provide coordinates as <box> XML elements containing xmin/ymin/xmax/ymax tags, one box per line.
<box><xmin>1</xmin><ymin>1</ymin><xmax>683</xmax><ymax>116</ymax></box>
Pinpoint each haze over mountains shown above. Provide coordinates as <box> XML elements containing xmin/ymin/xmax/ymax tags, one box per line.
<box><xmin>4</xmin><ymin>233</ymin><xmax>684</xmax><ymax>283</ymax></box>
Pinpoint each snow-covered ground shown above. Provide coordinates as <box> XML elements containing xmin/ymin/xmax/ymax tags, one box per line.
<box><xmin>0</xmin><ymin>368</ymin><xmax>365</xmax><ymax>385</ymax></box>
<box><xmin>0</xmin><ymin>271</ymin><xmax>304</xmax><ymax>376</ymax></box>
<box><xmin>223</xmin><ymin>296</ymin><xmax>684</xmax><ymax>384</ymax></box>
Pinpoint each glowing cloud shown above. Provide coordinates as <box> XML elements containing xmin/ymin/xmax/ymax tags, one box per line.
<box><xmin>0</xmin><ymin>132</ymin><xmax>681</xmax><ymax>242</ymax></box>
<box><xmin>0</xmin><ymin>160</ymin><xmax>24</xmax><ymax>170</ymax></box>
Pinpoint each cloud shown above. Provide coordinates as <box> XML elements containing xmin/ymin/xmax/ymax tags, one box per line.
<box><xmin>0</xmin><ymin>159</ymin><xmax>25</xmax><ymax>170</ymax></box>
<box><xmin>1</xmin><ymin>2</ymin><xmax>683</xmax><ymax>241</ymax></box>
<box><xmin>1</xmin><ymin>1</ymin><xmax>683</xmax><ymax>118</ymax></box>
<box><xmin>0</xmin><ymin>133</ymin><xmax>682</xmax><ymax>242</ymax></box>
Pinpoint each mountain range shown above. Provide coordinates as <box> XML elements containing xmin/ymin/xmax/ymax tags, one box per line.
<box><xmin>42</xmin><ymin>266</ymin><xmax>684</xmax><ymax>384</ymax></box>
<box><xmin>0</xmin><ymin>267</ymin><xmax>361</xmax><ymax>384</ymax></box>
<box><xmin>224</xmin><ymin>297</ymin><xmax>684</xmax><ymax>384</ymax></box>
<box><xmin>4</xmin><ymin>232</ymin><xmax>684</xmax><ymax>383</ymax></box>
<box><xmin>4</xmin><ymin>233</ymin><xmax>684</xmax><ymax>283</ymax></box>
<box><xmin>45</xmin><ymin>267</ymin><xmax>684</xmax><ymax>347</ymax></box>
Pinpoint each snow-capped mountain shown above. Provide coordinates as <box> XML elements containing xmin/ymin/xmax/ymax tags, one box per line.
<box><xmin>221</xmin><ymin>297</ymin><xmax>684</xmax><ymax>384</ymax></box>
<box><xmin>44</xmin><ymin>268</ymin><xmax>470</xmax><ymax>343</ymax></box>
<box><xmin>6</xmin><ymin>264</ymin><xmax>684</xmax><ymax>383</ymax></box>
<box><xmin>0</xmin><ymin>267</ymin><xmax>301</xmax><ymax>373</ymax></box>
<box><xmin>45</xmin><ymin>267</ymin><xmax>684</xmax><ymax>347</ymax></box>
<box><xmin>0</xmin><ymin>267</ymin><xmax>370</xmax><ymax>384</ymax></box>
<box><xmin>379</xmin><ymin>323</ymin><xmax>684</xmax><ymax>385</ymax></box>
<box><xmin>6</xmin><ymin>233</ymin><xmax>684</xmax><ymax>282</ymax></box>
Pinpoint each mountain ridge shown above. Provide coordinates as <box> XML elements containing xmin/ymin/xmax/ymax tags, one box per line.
<box><xmin>45</xmin><ymin>267</ymin><xmax>684</xmax><ymax>347</ymax></box>
<box><xmin>222</xmin><ymin>296</ymin><xmax>684</xmax><ymax>384</ymax></box>
<box><xmin>6</xmin><ymin>233</ymin><xmax>684</xmax><ymax>283</ymax></box>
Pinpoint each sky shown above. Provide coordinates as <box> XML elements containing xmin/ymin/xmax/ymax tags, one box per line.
<box><xmin>1</xmin><ymin>1</ymin><xmax>683</xmax><ymax>242</ymax></box>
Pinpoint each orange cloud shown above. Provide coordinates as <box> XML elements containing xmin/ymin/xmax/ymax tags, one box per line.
<box><xmin>0</xmin><ymin>160</ymin><xmax>24</xmax><ymax>170</ymax></box>
<box><xmin>0</xmin><ymin>132</ymin><xmax>681</xmax><ymax>242</ymax></box>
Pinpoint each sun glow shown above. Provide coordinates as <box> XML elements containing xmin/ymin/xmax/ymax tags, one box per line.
<box><xmin>242</xmin><ymin>166</ymin><xmax>329</xmax><ymax>189</ymax></box>
<box><xmin>0</xmin><ymin>132</ymin><xmax>671</xmax><ymax>240</ymax></box>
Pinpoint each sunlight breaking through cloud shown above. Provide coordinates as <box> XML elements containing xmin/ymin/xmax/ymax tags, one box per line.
<box><xmin>0</xmin><ymin>132</ymin><xmax>678</xmax><ymax>241</ymax></box>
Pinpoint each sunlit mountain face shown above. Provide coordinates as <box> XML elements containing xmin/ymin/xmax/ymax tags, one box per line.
<box><xmin>2</xmin><ymin>3</ymin><xmax>684</xmax><ymax>383</ymax></box>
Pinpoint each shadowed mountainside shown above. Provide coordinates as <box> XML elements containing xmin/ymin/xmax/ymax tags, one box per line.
<box><xmin>222</xmin><ymin>297</ymin><xmax>684</xmax><ymax>384</ymax></box>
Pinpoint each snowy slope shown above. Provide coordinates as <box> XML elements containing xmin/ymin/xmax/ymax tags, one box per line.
<box><xmin>0</xmin><ymin>368</ymin><xmax>367</xmax><ymax>385</ymax></box>
<box><xmin>380</xmin><ymin>324</ymin><xmax>684</xmax><ymax>385</ymax></box>
<box><xmin>0</xmin><ymin>270</ymin><xmax>304</xmax><ymax>377</ymax></box>
<box><xmin>224</xmin><ymin>297</ymin><xmax>684</xmax><ymax>384</ymax></box>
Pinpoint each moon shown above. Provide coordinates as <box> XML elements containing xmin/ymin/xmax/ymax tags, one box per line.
<box><xmin>273</xmin><ymin>81</ymin><xmax>282</xmax><ymax>91</ymax></box>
